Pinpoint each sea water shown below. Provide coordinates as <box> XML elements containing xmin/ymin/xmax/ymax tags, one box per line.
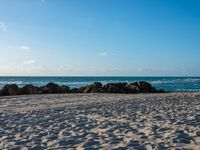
<box><xmin>0</xmin><ymin>76</ymin><xmax>200</xmax><ymax>92</ymax></box>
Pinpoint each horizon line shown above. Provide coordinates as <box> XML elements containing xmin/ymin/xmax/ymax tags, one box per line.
<box><xmin>0</xmin><ymin>75</ymin><xmax>199</xmax><ymax>78</ymax></box>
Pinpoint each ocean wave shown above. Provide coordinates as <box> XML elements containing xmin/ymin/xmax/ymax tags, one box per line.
<box><xmin>151</xmin><ymin>78</ymin><xmax>200</xmax><ymax>84</ymax></box>
<box><xmin>0</xmin><ymin>80</ymin><xmax>23</xmax><ymax>85</ymax></box>
<box><xmin>175</xmin><ymin>88</ymin><xmax>200</xmax><ymax>92</ymax></box>
<box><xmin>0</xmin><ymin>77</ymin><xmax>200</xmax><ymax>92</ymax></box>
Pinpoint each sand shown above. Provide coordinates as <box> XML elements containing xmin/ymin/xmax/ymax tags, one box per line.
<box><xmin>0</xmin><ymin>93</ymin><xmax>200</xmax><ymax>150</ymax></box>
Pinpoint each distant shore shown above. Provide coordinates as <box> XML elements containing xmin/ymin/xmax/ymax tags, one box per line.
<box><xmin>0</xmin><ymin>92</ymin><xmax>200</xmax><ymax>149</ymax></box>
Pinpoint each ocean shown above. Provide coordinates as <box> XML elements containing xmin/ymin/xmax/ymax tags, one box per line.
<box><xmin>0</xmin><ymin>76</ymin><xmax>200</xmax><ymax>92</ymax></box>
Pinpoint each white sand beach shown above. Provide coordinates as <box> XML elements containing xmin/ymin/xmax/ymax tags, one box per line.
<box><xmin>0</xmin><ymin>93</ymin><xmax>200</xmax><ymax>149</ymax></box>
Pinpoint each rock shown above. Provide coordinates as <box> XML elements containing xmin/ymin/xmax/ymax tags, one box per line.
<box><xmin>130</xmin><ymin>82</ymin><xmax>139</xmax><ymax>87</ymax></box>
<box><xmin>138</xmin><ymin>81</ymin><xmax>157</xmax><ymax>93</ymax></box>
<box><xmin>20</xmin><ymin>84</ymin><xmax>38</xmax><ymax>95</ymax></box>
<box><xmin>2</xmin><ymin>84</ymin><xmax>19</xmax><ymax>95</ymax></box>
<box><xmin>78</xmin><ymin>87</ymin><xmax>86</xmax><ymax>93</ymax></box>
<box><xmin>39</xmin><ymin>82</ymin><xmax>63</xmax><ymax>94</ymax></box>
<box><xmin>103</xmin><ymin>81</ymin><xmax>165</xmax><ymax>94</ymax></box>
<box><xmin>83</xmin><ymin>82</ymin><xmax>103</xmax><ymax>93</ymax></box>
<box><xmin>124</xmin><ymin>84</ymin><xmax>140</xmax><ymax>94</ymax></box>
<box><xmin>92</xmin><ymin>88</ymin><xmax>105</xmax><ymax>93</ymax></box>
<box><xmin>61</xmin><ymin>85</ymin><xmax>70</xmax><ymax>93</ymax></box>
<box><xmin>104</xmin><ymin>83</ymin><xmax>120</xmax><ymax>93</ymax></box>
<box><xmin>103</xmin><ymin>83</ymin><xmax>127</xmax><ymax>93</ymax></box>
<box><xmin>0</xmin><ymin>90</ymin><xmax>2</xmax><ymax>96</ymax></box>
<box><xmin>108</xmin><ymin>85</ymin><xmax>120</xmax><ymax>93</ymax></box>
<box><xmin>0</xmin><ymin>81</ymin><xmax>166</xmax><ymax>95</ymax></box>
<box><xmin>71</xmin><ymin>88</ymin><xmax>79</xmax><ymax>93</ymax></box>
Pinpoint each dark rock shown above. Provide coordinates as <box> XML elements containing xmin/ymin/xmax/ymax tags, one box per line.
<box><xmin>130</xmin><ymin>82</ymin><xmax>139</xmax><ymax>87</ymax></box>
<box><xmin>92</xmin><ymin>88</ymin><xmax>105</xmax><ymax>93</ymax></box>
<box><xmin>0</xmin><ymin>90</ymin><xmax>2</xmax><ymax>96</ymax></box>
<box><xmin>20</xmin><ymin>84</ymin><xmax>38</xmax><ymax>95</ymax></box>
<box><xmin>2</xmin><ymin>84</ymin><xmax>19</xmax><ymax>95</ymax></box>
<box><xmin>116</xmin><ymin>82</ymin><xmax>128</xmax><ymax>93</ymax></box>
<box><xmin>138</xmin><ymin>81</ymin><xmax>157</xmax><ymax>93</ymax></box>
<box><xmin>0</xmin><ymin>81</ymin><xmax>166</xmax><ymax>95</ymax></box>
<box><xmin>106</xmin><ymin>84</ymin><xmax>120</xmax><ymax>93</ymax></box>
<box><xmin>83</xmin><ymin>82</ymin><xmax>103</xmax><ymax>93</ymax></box>
<box><xmin>61</xmin><ymin>85</ymin><xmax>70</xmax><ymax>93</ymax></box>
<box><xmin>124</xmin><ymin>84</ymin><xmax>140</xmax><ymax>93</ymax></box>
<box><xmin>78</xmin><ymin>87</ymin><xmax>86</xmax><ymax>93</ymax></box>
<box><xmin>71</xmin><ymin>88</ymin><xmax>79</xmax><ymax>93</ymax></box>
<box><xmin>103</xmin><ymin>83</ymin><xmax>127</xmax><ymax>93</ymax></box>
<box><xmin>39</xmin><ymin>82</ymin><xmax>63</xmax><ymax>94</ymax></box>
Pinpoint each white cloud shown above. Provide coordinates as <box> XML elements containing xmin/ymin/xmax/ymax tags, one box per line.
<box><xmin>98</xmin><ymin>52</ymin><xmax>108</xmax><ymax>56</ymax></box>
<box><xmin>24</xmin><ymin>60</ymin><xmax>35</xmax><ymax>65</ymax></box>
<box><xmin>0</xmin><ymin>22</ymin><xmax>8</xmax><ymax>31</ymax></box>
<box><xmin>20</xmin><ymin>46</ymin><xmax>31</xmax><ymax>51</ymax></box>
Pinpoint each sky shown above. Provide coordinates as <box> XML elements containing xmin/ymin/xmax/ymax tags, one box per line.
<box><xmin>0</xmin><ymin>0</ymin><xmax>199</xmax><ymax>76</ymax></box>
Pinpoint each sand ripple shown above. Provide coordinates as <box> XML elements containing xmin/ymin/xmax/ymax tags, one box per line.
<box><xmin>0</xmin><ymin>93</ymin><xmax>200</xmax><ymax>149</ymax></box>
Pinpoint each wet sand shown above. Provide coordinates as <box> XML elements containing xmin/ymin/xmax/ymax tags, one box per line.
<box><xmin>0</xmin><ymin>93</ymin><xmax>200</xmax><ymax>150</ymax></box>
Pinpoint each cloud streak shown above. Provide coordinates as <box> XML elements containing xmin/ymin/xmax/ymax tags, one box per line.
<box><xmin>20</xmin><ymin>46</ymin><xmax>31</xmax><ymax>51</ymax></box>
<box><xmin>24</xmin><ymin>60</ymin><xmax>35</xmax><ymax>65</ymax></box>
<box><xmin>0</xmin><ymin>22</ymin><xmax>8</xmax><ymax>31</ymax></box>
<box><xmin>98</xmin><ymin>52</ymin><xmax>108</xmax><ymax>56</ymax></box>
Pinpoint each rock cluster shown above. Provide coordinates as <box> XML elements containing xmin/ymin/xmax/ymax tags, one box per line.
<box><xmin>0</xmin><ymin>81</ymin><xmax>165</xmax><ymax>96</ymax></box>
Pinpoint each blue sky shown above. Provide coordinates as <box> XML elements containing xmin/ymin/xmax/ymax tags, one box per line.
<box><xmin>0</xmin><ymin>0</ymin><xmax>199</xmax><ymax>76</ymax></box>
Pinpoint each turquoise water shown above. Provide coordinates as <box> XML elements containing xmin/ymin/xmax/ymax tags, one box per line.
<box><xmin>0</xmin><ymin>76</ymin><xmax>200</xmax><ymax>92</ymax></box>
